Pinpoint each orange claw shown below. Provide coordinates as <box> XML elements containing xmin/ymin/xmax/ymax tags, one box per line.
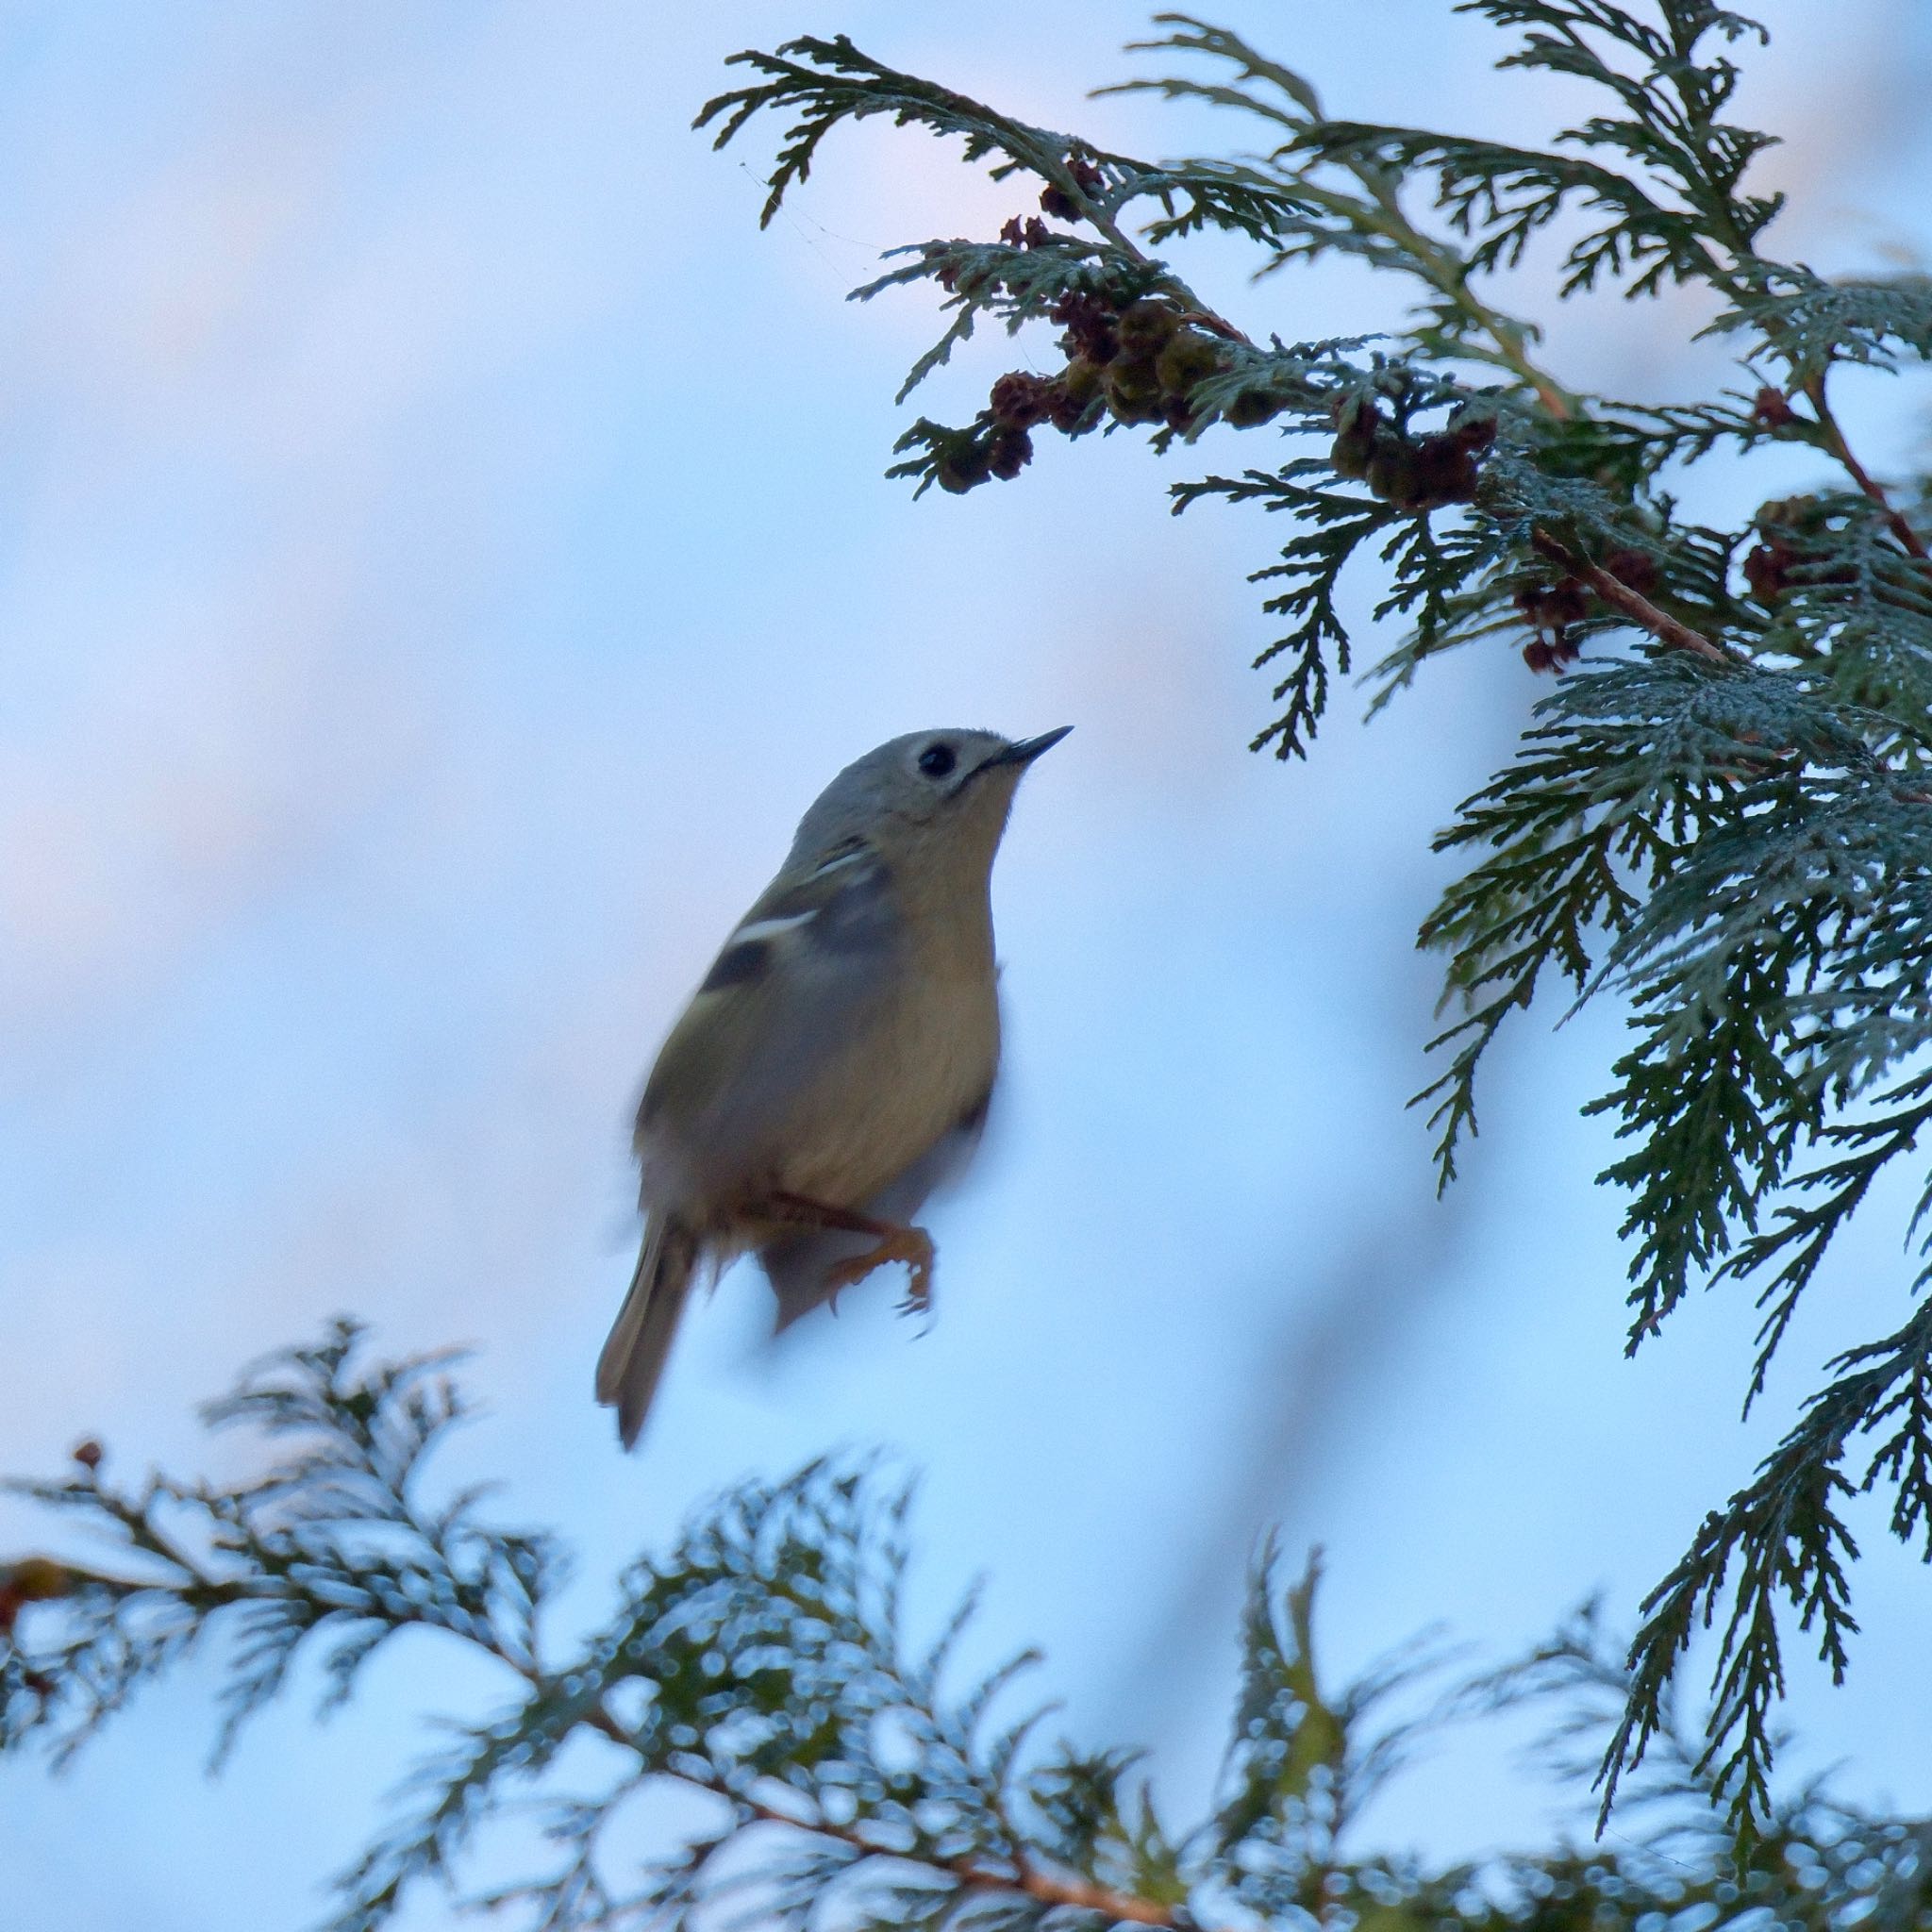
<box><xmin>824</xmin><ymin>1224</ymin><xmax>936</xmax><ymax>1321</ymax></box>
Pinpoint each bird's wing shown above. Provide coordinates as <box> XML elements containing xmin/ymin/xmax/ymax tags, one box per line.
<box><xmin>758</xmin><ymin>1087</ymin><xmax>992</xmax><ymax>1332</ymax></box>
<box><xmin>637</xmin><ymin>841</ymin><xmax>906</xmax><ymax>1174</ymax></box>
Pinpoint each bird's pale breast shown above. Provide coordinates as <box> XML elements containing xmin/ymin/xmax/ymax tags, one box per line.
<box><xmin>767</xmin><ymin>955</ymin><xmax>998</xmax><ymax>1207</ymax></box>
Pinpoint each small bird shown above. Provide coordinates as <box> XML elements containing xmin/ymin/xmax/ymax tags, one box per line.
<box><xmin>597</xmin><ymin>724</ymin><xmax>1071</xmax><ymax>1448</ymax></box>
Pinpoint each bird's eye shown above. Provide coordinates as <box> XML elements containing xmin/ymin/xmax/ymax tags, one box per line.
<box><xmin>918</xmin><ymin>742</ymin><xmax>957</xmax><ymax>779</ymax></box>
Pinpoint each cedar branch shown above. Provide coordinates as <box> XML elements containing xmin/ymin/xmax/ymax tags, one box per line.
<box><xmin>577</xmin><ymin>1694</ymin><xmax>1187</xmax><ymax>1928</ymax></box>
<box><xmin>1531</xmin><ymin>531</ymin><xmax>1739</xmax><ymax>666</ymax></box>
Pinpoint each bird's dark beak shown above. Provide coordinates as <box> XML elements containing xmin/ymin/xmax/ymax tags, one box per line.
<box><xmin>977</xmin><ymin>725</ymin><xmax>1073</xmax><ymax>774</ymax></box>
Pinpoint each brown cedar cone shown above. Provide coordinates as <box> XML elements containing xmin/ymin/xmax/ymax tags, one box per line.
<box><xmin>1040</xmin><ymin>154</ymin><xmax>1104</xmax><ymax>219</ymax></box>
<box><xmin>0</xmin><ymin>1557</ymin><xmax>74</xmax><ymax>1637</ymax></box>
<box><xmin>1447</xmin><ymin>403</ymin><xmax>1499</xmax><ymax>451</ymax></box>
<box><xmin>1329</xmin><ymin>395</ymin><xmax>1382</xmax><ymax>479</ymax></box>
<box><xmin>1745</xmin><ymin>495</ymin><xmax>1852</xmax><ymax>601</ymax></box>
<box><xmin>1515</xmin><ymin>577</ymin><xmax>1591</xmax><ymax>629</ymax></box>
<box><xmin>1753</xmin><ymin>386</ymin><xmax>1798</xmax><ymax>428</ymax></box>
<box><xmin>1060</xmin><ymin>358</ymin><xmax>1102</xmax><ymax>404</ymax></box>
<box><xmin>1047</xmin><ymin>389</ymin><xmax>1100</xmax><ymax>434</ymax></box>
<box><xmin>1102</xmin><ymin>373</ymin><xmax>1166</xmax><ymax>425</ymax></box>
<box><xmin>987</xmin><ymin>426</ymin><xmax>1034</xmax><ymax>480</ymax></box>
<box><xmin>1226</xmin><ymin>389</ymin><xmax>1283</xmax><ymax>427</ymax></box>
<box><xmin>1759</xmin><ymin>493</ymin><xmax>1823</xmax><ymax>529</ymax></box>
<box><xmin>924</xmin><ymin>241</ymin><xmax>968</xmax><ymax>293</ymax></box>
<box><xmin>1366</xmin><ymin>441</ymin><xmax>1413</xmax><ymax>504</ymax></box>
<box><xmin>934</xmin><ymin>440</ymin><xmax>993</xmax><ymax>494</ymax></box>
<box><xmin>1601</xmin><ymin>547</ymin><xmax>1659</xmax><ymax>596</ymax></box>
<box><xmin>1052</xmin><ymin>291</ymin><xmax>1119</xmax><ymax>364</ymax></box>
<box><xmin>1395</xmin><ymin>435</ymin><xmax>1480</xmax><ymax>510</ymax></box>
<box><xmin>1115</xmin><ymin>298</ymin><xmax>1181</xmax><ymax>361</ymax></box>
<box><xmin>1523</xmin><ymin>634</ymin><xmax>1581</xmax><ymax>674</ymax></box>
<box><xmin>1743</xmin><ymin>538</ymin><xmax>1794</xmax><ymax>604</ymax></box>
<box><xmin>1154</xmin><ymin>328</ymin><xmax>1224</xmax><ymax>400</ymax></box>
<box><xmin>1103</xmin><ymin>343</ymin><xmax>1165</xmax><ymax>420</ymax></box>
<box><xmin>1519</xmin><ymin>572</ymin><xmax>1587</xmax><ymax>673</ymax></box>
<box><xmin>999</xmin><ymin>214</ymin><xmax>1054</xmax><ymax>249</ymax></box>
<box><xmin>1051</xmin><ymin>359</ymin><xmax>1105</xmax><ymax>432</ymax></box>
<box><xmin>73</xmin><ymin>1440</ymin><xmax>103</xmax><ymax>1471</ymax></box>
<box><xmin>990</xmin><ymin>372</ymin><xmax>1057</xmax><ymax>429</ymax></box>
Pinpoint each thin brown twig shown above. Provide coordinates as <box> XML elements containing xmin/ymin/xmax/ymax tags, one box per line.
<box><xmin>1803</xmin><ymin>373</ymin><xmax>1929</xmax><ymax>561</ymax></box>
<box><xmin>575</xmin><ymin>1698</ymin><xmax>1182</xmax><ymax>1927</ymax></box>
<box><xmin>1531</xmin><ymin>532</ymin><xmax>1739</xmax><ymax>667</ymax></box>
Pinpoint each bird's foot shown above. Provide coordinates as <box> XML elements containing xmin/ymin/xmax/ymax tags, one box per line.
<box><xmin>824</xmin><ymin>1224</ymin><xmax>936</xmax><ymax>1324</ymax></box>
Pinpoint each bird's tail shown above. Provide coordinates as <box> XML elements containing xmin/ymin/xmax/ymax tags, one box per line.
<box><xmin>595</xmin><ymin>1217</ymin><xmax>700</xmax><ymax>1450</ymax></box>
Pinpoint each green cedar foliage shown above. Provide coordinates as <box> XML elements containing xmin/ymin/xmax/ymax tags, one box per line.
<box><xmin>5</xmin><ymin>1324</ymin><xmax>1931</xmax><ymax>1928</ymax></box>
<box><xmin>694</xmin><ymin>3</ymin><xmax>1932</xmax><ymax>1840</ymax></box>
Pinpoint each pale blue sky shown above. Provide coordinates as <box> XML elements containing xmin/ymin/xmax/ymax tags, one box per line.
<box><xmin>4</xmin><ymin>4</ymin><xmax>1931</xmax><ymax>1924</ymax></box>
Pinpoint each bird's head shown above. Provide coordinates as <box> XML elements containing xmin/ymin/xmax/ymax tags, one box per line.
<box><xmin>788</xmin><ymin>726</ymin><xmax>1072</xmax><ymax>881</ymax></box>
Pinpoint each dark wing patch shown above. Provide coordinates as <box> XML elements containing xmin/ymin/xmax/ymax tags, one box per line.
<box><xmin>700</xmin><ymin>937</ymin><xmax>770</xmax><ymax>991</ymax></box>
<box><xmin>739</xmin><ymin>848</ymin><xmax>896</xmax><ymax>963</ymax></box>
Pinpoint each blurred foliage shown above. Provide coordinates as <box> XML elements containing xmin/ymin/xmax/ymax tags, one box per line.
<box><xmin>6</xmin><ymin>1325</ymin><xmax>1932</xmax><ymax>1928</ymax></box>
<box><xmin>698</xmin><ymin>2</ymin><xmax>1932</xmax><ymax>1832</ymax></box>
